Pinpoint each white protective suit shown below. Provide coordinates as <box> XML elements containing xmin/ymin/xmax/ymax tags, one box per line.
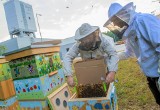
<box><xmin>63</xmin><ymin>34</ymin><xmax>119</xmax><ymax>76</ymax></box>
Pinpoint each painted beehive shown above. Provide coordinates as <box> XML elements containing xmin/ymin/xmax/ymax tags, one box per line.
<box><xmin>68</xmin><ymin>83</ymin><xmax>118</xmax><ymax>110</ymax></box>
<box><xmin>48</xmin><ymin>83</ymin><xmax>72</xmax><ymax>110</ymax></box>
<box><xmin>0</xmin><ymin>96</ymin><xmax>20</xmax><ymax>110</ymax></box>
<box><xmin>0</xmin><ymin>57</ymin><xmax>12</xmax><ymax>82</ymax></box>
<box><xmin>14</xmin><ymin>69</ymin><xmax>65</xmax><ymax>100</ymax></box>
<box><xmin>4</xmin><ymin>45</ymin><xmax>66</xmax><ymax>109</ymax></box>
<box><xmin>19</xmin><ymin>100</ymin><xmax>49</xmax><ymax>110</ymax></box>
<box><xmin>9</xmin><ymin>52</ymin><xmax>62</xmax><ymax>80</ymax></box>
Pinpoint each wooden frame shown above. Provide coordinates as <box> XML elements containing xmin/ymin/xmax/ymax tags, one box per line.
<box><xmin>0</xmin><ymin>79</ymin><xmax>16</xmax><ymax>100</ymax></box>
<box><xmin>5</xmin><ymin>46</ymin><xmax>60</xmax><ymax>61</ymax></box>
<box><xmin>69</xmin><ymin>83</ymin><xmax>112</xmax><ymax>102</ymax></box>
<box><xmin>47</xmin><ymin>83</ymin><xmax>72</xmax><ymax>110</ymax></box>
<box><xmin>0</xmin><ymin>57</ymin><xmax>8</xmax><ymax>64</ymax></box>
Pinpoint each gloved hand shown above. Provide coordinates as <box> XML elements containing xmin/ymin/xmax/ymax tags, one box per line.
<box><xmin>67</xmin><ymin>76</ymin><xmax>75</xmax><ymax>87</ymax></box>
<box><xmin>105</xmin><ymin>71</ymin><xmax>116</xmax><ymax>84</ymax></box>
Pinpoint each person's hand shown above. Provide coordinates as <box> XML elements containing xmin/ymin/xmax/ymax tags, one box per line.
<box><xmin>67</xmin><ymin>76</ymin><xmax>75</xmax><ymax>87</ymax></box>
<box><xmin>105</xmin><ymin>71</ymin><xmax>116</xmax><ymax>84</ymax></box>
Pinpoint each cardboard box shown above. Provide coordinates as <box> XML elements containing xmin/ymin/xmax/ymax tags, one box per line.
<box><xmin>74</xmin><ymin>59</ymin><xmax>107</xmax><ymax>85</ymax></box>
<box><xmin>0</xmin><ymin>79</ymin><xmax>16</xmax><ymax>100</ymax></box>
<box><xmin>69</xmin><ymin>59</ymin><xmax>118</xmax><ymax>110</ymax></box>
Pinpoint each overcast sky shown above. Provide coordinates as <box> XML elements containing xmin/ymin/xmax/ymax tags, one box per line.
<box><xmin>0</xmin><ymin>0</ymin><xmax>160</xmax><ymax>42</ymax></box>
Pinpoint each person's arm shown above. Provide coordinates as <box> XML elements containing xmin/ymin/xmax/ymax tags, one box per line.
<box><xmin>136</xmin><ymin>14</ymin><xmax>160</xmax><ymax>73</ymax></box>
<box><xmin>63</xmin><ymin>43</ymin><xmax>79</xmax><ymax>87</ymax></box>
<box><xmin>102</xmin><ymin>37</ymin><xmax>119</xmax><ymax>83</ymax></box>
<box><xmin>63</xmin><ymin>43</ymin><xmax>79</xmax><ymax>76</ymax></box>
<box><xmin>103</xmin><ymin>38</ymin><xmax>119</xmax><ymax>72</ymax></box>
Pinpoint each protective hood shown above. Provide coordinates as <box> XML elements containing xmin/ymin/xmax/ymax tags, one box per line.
<box><xmin>104</xmin><ymin>2</ymin><xmax>136</xmax><ymax>39</ymax></box>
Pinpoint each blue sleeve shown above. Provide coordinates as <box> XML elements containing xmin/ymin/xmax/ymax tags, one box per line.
<box><xmin>136</xmin><ymin>14</ymin><xmax>160</xmax><ymax>53</ymax></box>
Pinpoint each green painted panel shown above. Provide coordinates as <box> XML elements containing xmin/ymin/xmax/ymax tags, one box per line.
<box><xmin>0</xmin><ymin>63</ymin><xmax>12</xmax><ymax>81</ymax></box>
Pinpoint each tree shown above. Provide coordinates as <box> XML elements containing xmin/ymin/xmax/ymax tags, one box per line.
<box><xmin>103</xmin><ymin>31</ymin><xmax>120</xmax><ymax>42</ymax></box>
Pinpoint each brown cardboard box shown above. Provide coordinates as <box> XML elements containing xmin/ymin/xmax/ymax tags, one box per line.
<box><xmin>74</xmin><ymin>59</ymin><xmax>107</xmax><ymax>85</ymax></box>
<box><xmin>0</xmin><ymin>79</ymin><xmax>16</xmax><ymax>100</ymax></box>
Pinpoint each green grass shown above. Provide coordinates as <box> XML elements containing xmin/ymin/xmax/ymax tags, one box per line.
<box><xmin>115</xmin><ymin>58</ymin><xmax>160</xmax><ymax>110</ymax></box>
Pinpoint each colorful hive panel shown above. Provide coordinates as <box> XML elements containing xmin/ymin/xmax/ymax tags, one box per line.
<box><xmin>14</xmin><ymin>69</ymin><xmax>65</xmax><ymax>100</ymax></box>
<box><xmin>9</xmin><ymin>56</ymin><xmax>38</xmax><ymax>80</ymax></box>
<box><xmin>9</xmin><ymin>53</ymin><xmax>62</xmax><ymax>80</ymax></box>
<box><xmin>0</xmin><ymin>62</ymin><xmax>12</xmax><ymax>82</ymax></box>
<box><xmin>19</xmin><ymin>100</ymin><xmax>49</xmax><ymax>110</ymax></box>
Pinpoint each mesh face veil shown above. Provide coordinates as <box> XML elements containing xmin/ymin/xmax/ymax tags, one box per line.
<box><xmin>104</xmin><ymin>2</ymin><xmax>136</xmax><ymax>39</ymax></box>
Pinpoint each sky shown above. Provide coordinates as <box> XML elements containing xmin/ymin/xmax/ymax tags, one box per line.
<box><xmin>0</xmin><ymin>0</ymin><xmax>160</xmax><ymax>42</ymax></box>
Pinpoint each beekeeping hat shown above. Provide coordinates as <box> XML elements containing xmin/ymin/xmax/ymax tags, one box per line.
<box><xmin>103</xmin><ymin>2</ymin><xmax>135</xmax><ymax>39</ymax></box>
<box><xmin>103</xmin><ymin>2</ymin><xmax>135</xmax><ymax>27</ymax></box>
<box><xmin>74</xmin><ymin>23</ymin><xmax>99</xmax><ymax>41</ymax></box>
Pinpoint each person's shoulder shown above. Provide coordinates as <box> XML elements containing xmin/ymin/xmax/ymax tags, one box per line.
<box><xmin>101</xmin><ymin>34</ymin><xmax>115</xmax><ymax>46</ymax></box>
<box><xmin>135</xmin><ymin>13</ymin><xmax>158</xmax><ymax>22</ymax></box>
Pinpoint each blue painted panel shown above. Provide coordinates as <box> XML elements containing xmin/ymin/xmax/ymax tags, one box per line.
<box><xmin>0</xmin><ymin>96</ymin><xmax>17</xmax><ymax>107</ymax></box>
<box><xmin>19</xmin><ymin>100</ymin><xmax>48</xmax><ymax>110</ymax></box>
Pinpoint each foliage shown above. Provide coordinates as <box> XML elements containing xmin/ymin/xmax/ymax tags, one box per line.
<box><xmin>0</xmin><ymin>45</ymin><xmax>7</xmax><ymax>56</ymax></box>
<box><xmin>103</xmin><ymin>31</ymin><xmax>119</xmax><ymax>42</ymax></box>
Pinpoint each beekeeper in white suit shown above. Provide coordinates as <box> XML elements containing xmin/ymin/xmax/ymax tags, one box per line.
<box><xmin>104</xmin><ymin>2</ymin><xmax>160</xmax><ymax>105</ymax></box>
<box><xmin>63</xmin><ymin>23</ymin><xmax>119</xmax><ymax>87</ymax></box>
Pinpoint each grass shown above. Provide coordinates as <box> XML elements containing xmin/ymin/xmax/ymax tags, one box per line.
<box><xmin>115</xmin><ymin>58</ymin><xmax>160</xmax><ymax>110</ymax></box>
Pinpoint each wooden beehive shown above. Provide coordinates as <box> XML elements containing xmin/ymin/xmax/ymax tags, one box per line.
<box><xmin>68</xmin><ymin>58</ymin><xmax>118</xmax><ymax>110</ymax></box>
<box><xmin>3</xmin><ymin>45</ymin><xmax>66</xmax><ymax>109</ymax></box>
<box><xmin>4</xmin><ymin>46</ymin><xmax>62</xmax><ymax>80</ymax></box>
<box><xmin>68</xmin><ymin>83</ymin><xmax>118</xmax><ymax>110</ymax></box>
